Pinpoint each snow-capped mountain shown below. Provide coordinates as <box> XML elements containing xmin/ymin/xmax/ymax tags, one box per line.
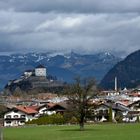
<box><xmin>0</xmin><ymin>52</ymin><xmax>121</xmax><ymax>90</ymax></box>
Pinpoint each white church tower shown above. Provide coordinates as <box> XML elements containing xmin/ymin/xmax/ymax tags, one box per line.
<box><xmin>35</xmin><ymin>64</ymin><xmax>47</xmax><ymax>77</ymax></box>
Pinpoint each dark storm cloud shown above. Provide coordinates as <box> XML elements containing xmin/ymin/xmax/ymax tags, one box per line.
<box><xmin>1</xmin><ymin>0</ymin><xmax>140</xmax><ymax>13</ymax></box>
<box><xmin>0</xmin><ymin>0</ymin><xmax>140</xmax><ymax>56</ymax></box>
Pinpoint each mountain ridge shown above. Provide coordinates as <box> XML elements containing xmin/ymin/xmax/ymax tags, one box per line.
<box><xmin>100</xmin><ymin>50</ymin><xmax>140</xmax><ymax>90</ymax></box>
<box><xmin>0</xmin><ymin>52</ymin><xmax>121</xmax><ymax>90</ymax></box>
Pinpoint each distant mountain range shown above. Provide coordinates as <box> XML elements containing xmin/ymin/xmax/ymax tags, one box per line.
<box><xmin>0</xmin><ymin>52</ymin><xmax>121</xmax><ymax>90</ymax></box>
<box><xmin>100</xmin><ymin>50</ymin><xmax>140</xmax><ymax>90</ymax></box>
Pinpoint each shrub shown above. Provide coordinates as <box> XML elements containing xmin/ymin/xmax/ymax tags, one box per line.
<box><xmin>115</xmin><ymin>112</ymin><xmax>123</xmax><ymax>123</ymax></box>
<box><xmin>136</xmin><ymin>116</ymin><xmax>139</xmax><ymax>123</ymax></box>
<box><xmin>26</xmin><ymin>113</ymin><xmax>66</xmax><ymax>125</ymax></box>
<box><xmin>69</xmin><ymin>117</ymin><xmax>78</xmax><ymax>124</ymax></box>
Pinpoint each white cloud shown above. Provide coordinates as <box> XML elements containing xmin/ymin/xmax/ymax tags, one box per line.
<box><xmin>0</xmin><ymin>1</ymin><xmax>140</xmax><ymax>56</ymax></box>
<box><xmin>35</xmin><ymin>16</ymin><xmax>83</xmax><ymax>32</ymax></box>
<box><xmin>62</xmin><ymin>17</ymin><xmax>82</xmax><ymax>28</ymax></box>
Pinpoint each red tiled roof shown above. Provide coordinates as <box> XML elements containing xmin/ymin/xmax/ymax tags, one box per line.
<box><xmin>116</xmin><ymin>100</ymin><xmax>130</xmax><ymax>106</ymax></box>
<box><xmin>29</xmin><ymin>106</ymin><xmax>40</xmax><ymax>111</ymax></box>
<box><xmin>15</xmin><ymin>106</ymin><xmax>38</xmax><ymax>114</ymax></box>
<box><xmin>129</xmin><ymin>93</ymin><xmax>140</xmax><ymax>97</ymax></box>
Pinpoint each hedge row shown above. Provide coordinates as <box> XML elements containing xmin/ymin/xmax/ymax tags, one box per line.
<box><xmin>26</xmin><ymin>113</ymin><xmax>78</xmax><ymax>125</ymax></box>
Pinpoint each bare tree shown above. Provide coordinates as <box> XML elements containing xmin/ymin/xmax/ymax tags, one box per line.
<box><xmin>66</xmin><ymin>77</ymin><xmax>97</xmax><ymax>130</ymax></box>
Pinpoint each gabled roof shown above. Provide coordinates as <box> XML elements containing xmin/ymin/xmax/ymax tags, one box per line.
<box><xmin>131</xmin><ymin>89</ymin><xmax>140</xmax><ymax>92</ymax></box>
<box><xmin>36</xmin><ymin>64</ymin><xmax>46</xmax><ymax>69</ymax></box>
<box><xmin>36</xmin><ymin>103</ymin><xmax>54</xmax><ymax>110</ymax></box>
<box><xmin>128</xmin><ymin>100</ymin><xmax>140</xmax><ymax>107</ymax></box>
<box><xmin>15</xmin><ymin>106</ymin><xmax>38</xmax><ymax>114</ymax></box>
<box><xmin>29</xmin><ymin>106</ymin><xmax>40</xmax><ymax>111</ymax></box>
<box><xmin>99</xmin><ymin>103</ymin><xmax>131</xmax><ymax>112</ymax></box>
<box><xmin>44</xmin><ymin>102</ymin><xmax>68</xmax><ymax>112</ymax></box>
<box><xmin>47</xmin><ymin>104</ymin><xmax>67</xmax><ymax>111</ymax></box>
<box><xmin>115</xmin><ymin>100</ymin><xmax>130</xmax><ymax>106</ymax></box>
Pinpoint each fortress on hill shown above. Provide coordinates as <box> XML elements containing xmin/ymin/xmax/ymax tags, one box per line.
<box><xmin>24</xmin><ymin>64</ymin><xmax>47</xmax><ymax>78</ymax></box>
<box><xmin>5</xmin><ymin>64</ymin><xmax>64</xmax><ymax>94</ymax></box>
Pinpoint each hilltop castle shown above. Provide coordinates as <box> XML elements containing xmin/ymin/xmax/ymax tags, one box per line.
<box><xmin>24</xmin><ymin>64</ymin><xmax>47</xmax><ymax>78</ymax></box>
<box><xmin>5</xmin><ymin>64</ymin><xmax>64</xmax><ymax>94</ymax></box>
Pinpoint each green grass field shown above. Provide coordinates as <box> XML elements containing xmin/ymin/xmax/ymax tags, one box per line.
<box><xmin>4</xmin><ymin>123</ymin><xmax>140</xmax><ymax>140</ymax></box>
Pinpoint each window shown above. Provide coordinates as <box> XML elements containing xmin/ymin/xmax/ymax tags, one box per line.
<box><xmin>20</xmin><ymin>121</ymin><xmax>25</xmax><ymax>123</ymax></box>
<box><xmin>14</xmin><ymin>115</ymin><xmax>18</xmax><ymax>118</ymax></box>
<box><xmin>6</xmin><ymin>121</ymin><xmax>11</xmax><ymax>124</ymax></box>
<box><xmin>6</xmin><ymin>115</ymin><xmax>11</xmax><ymax>118</ymax></box>
<box><xmin>21</xmin><ymin>115</ymin><xmax>26</xmax><ymax>118</ymax></box>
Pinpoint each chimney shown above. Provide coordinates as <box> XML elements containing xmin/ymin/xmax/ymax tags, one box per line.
<box><xmin>115</xmin><ymin>77</ymin><xmax>117</xmax><ymax>91</ymax></box>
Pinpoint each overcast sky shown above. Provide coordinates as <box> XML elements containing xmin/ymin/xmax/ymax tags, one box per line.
<box><xmin>0</xmin><ymin>0</ymin><xmax>140</xmax><ymax>56</ymax></box>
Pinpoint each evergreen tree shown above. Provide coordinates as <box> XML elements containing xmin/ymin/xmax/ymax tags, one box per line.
<box><xmin>109</xmin><ymin>107</ymin><xmax>113</xmax><ymax>122</ymax></box>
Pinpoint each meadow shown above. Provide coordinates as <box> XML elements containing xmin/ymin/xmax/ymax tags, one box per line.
<box><xmin>4</xmin><ymin>123</ymin><xmax>140</xmax><ymax>140</ymax></box>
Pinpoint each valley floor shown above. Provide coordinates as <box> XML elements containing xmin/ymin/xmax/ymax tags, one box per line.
<box><xmin>3</xmin><ymin>123</ymin><xmax>140</xmax><ymax>140</ymax></box>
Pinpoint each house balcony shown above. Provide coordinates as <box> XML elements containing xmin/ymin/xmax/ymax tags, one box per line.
<box><xmin>4</xmin><ymin>117</ymin><xmax>26</xmax><ymax>121</ymax></box>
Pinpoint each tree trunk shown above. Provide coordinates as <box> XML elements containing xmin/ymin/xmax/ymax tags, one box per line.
<box><xmin>79</xmin><ymin>114</ymin><xmax>85</xmax><ymax>131</ymax></box>
<box><xmin>80</xmin><ymin>122</ymin><xmax>84</xmax><ymax>131</ymax></box>
<box><xmin>0</xmin><ymin>128</ymin><xmax>3</xmax><ymax>140</ymax></box>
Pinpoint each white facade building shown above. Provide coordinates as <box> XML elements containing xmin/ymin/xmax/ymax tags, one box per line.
<box><xmin>35</xmin><ymin>65</ymin><xmax>47</xmax><ymax>77</ymax></box>
<box><xmin>24</xmin><ymin>70</ymin><xmax>33</xmax><ymax>77</ymax></box>
<box><xmin>4</xmin><ymin>106</ymin><xmax>38</xmax><ymax>127</ymax></box>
